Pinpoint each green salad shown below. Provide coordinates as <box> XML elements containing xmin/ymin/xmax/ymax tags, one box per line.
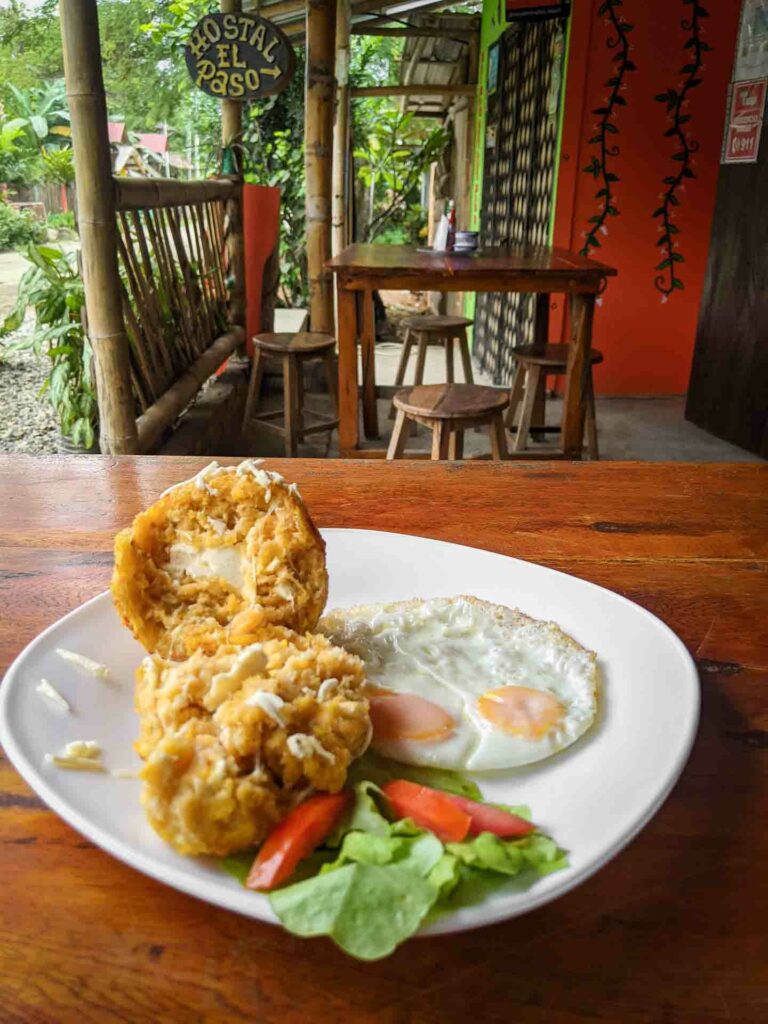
<box><xmin>221</xmin><ymin>752</ymin><xmax>567</xmax><ymax>960</ymax></box>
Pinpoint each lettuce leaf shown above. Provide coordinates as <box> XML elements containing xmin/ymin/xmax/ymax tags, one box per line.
<box><xmin>346</xmin><ymin>750</ymin><xmax>482</xmax><ymax>799</ymax></box>
<box><xmin>327</xmin><ymin>780</ymin><xmax>390</xmax><ymax>846</ymax></box>
<box><xmin>447</xmin><ymin>832</ymin><xmax>568</xmax><ymax>877</ymax></box>
<box><xmin>270</xmin><ymin>862</ymin><xmax>439</xmax><ymax>960</ymax></box>
<box><xmin>219</xmin><ymin>849</ymin><xmax>254</xmax><ymax>885</ymax></box>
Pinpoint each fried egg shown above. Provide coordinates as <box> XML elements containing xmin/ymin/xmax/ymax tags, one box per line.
<box><xmin>319</xmin><ymin>596</ymin><xmax>597</xmax><ymax>771</ymax></box>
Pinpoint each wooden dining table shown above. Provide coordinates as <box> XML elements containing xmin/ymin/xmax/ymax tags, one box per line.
<box><xmin>1</xmin><ymin>455</ymin><xmax>766</xmax><ymax>1023</ymax></box>
<box><xmin>327</xmin><ymin>244</ymin><xmax>617</xmax><ymax>458</ymax></box>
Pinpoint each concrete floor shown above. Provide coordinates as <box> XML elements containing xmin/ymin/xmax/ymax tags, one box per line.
<box><xmin>238</xmin><ymin>342</ymin><xmax>762</xmax><ymax>462</ymax></box>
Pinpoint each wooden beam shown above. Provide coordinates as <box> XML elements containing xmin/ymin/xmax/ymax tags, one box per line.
<box><xmin>305</xmin><ymin>0</ymin><xmax>337</xmax><ymax>333</ymax></box>
<box><xmin>284</xmin><ymin>0</ymin><xmax>390</xmax><ymax>37</ymax></box>
<box><xmin>351</xmin><ymin>84</ymin><xmax>476</xmax><ymax>97</ymax></box>
<box><xmin>332</xmin><ymin>0</ymin><xmax>351</xmax><ymax>256</ymax></box>
<box><xmin>351</xmin><ymin>25</ymin><xmax>475</xmax><ymax>38</ymax></box>
<box><xmin>59</xmin><ymin>0</ymin><xmax>138</xmax><ymax>454</ymax></box>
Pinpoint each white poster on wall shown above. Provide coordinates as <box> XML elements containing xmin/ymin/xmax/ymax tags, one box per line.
<box><xmin>735</xmin><ymin>0</ymin><xmax>768</xmax><ymax>81</ymax></box>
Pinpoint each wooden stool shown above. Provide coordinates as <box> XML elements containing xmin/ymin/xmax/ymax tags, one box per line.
<box><xmin>242</xmin><ymin>332</ymin><xmax>338</xmax><ymax>457</ymax></box>
<box><xmin>388</xmin><ymin>384</ymin><xmax>509</xmax><ymax>461</ymax></box>
<box><xmin>505</xmin><ymin>344</ymin><xmax>603</xmax><ymax>459</ymax></box>
<box><xmin>389</xmin><ymin>315</ymin><xmax>475</xmax><ymax>418</ymax></box>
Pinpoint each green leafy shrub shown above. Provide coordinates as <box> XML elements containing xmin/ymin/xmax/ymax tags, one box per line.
<box><xmin>46</xmin><ymin>210</ymin><xmax>76</xmax><ymax>232</ymax></box>
<box><xmin>0</xmin><ymin>201</ymin><xmax>44</xmax><ymax>250</ymax></box>
<box><xmin>1</xmin><ymin>244</ymin><xmax>97</xmax><ymax>448</ymax></box>
<box><xmin>40</xmin><ymin>147</ymin><xmax>75</xmax><ymax>186</ymax></box>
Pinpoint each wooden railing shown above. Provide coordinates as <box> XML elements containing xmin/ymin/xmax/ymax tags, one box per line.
<box><xmin>112</xmin><ymin>176</ymin><xmax>245</xmax><ymax>453</ymax></box>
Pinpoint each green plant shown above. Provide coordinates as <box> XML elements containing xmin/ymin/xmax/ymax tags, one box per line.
<box><xmin>40</xmin><ymin>146</ymin><xmax>74</xmax><ymax>186</ymax></box>
<box><xmin>242</xmin><ymin>52</ymin><xmax>308</xmax><ymax>307</ymax></box>
<box><xmin>3</xmin><ymin>80</ymin><xmax>70</xmax><ymax>149</ymax></box>
<box><xmin>0</xmin><ymin>200</ymin><xmax>44</xmax><ymax>250</ymax></box>
<box><xmin>1</xmin><ymin>244</ymin><xmax>97</xmax><ymax>448</ymax></box>
<box><xmin>45</xmin><ymin>210</ymin><xmax>76</xmax><ymax>232</ymax></box>
<box><xmin>0</xmin><ymin>121</ymin><xmax>28</xmax><ymax>184</ymax></box>
<box><xmin>354</xmin><ymin>110</ymin><xmax>448</xmax><ymax>243</ymax></box>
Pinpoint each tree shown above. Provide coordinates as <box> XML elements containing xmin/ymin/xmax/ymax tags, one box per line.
<box><xmin>4</xmin><ymin>81</ymin><xmax>70</xmax><ymax>150</ymax></box>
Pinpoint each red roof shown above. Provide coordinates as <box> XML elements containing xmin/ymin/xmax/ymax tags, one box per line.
<box><xmin>136</xmin><ymin>132</ymin><xmax>169</xmax><ymax>155</ymax></box>
<box><xmin>107</xmin><ymin>122</ymin><xmax>126</xmax><ymax>143</ymax></box>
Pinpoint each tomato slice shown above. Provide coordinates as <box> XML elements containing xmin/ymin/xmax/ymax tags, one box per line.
<box><xmin>443</xmin><ymin>793</ymin><xmax>535</xmax><ymax>837</ymax></box>
<box><xmin>382</xmin><ymin>779</ymin><xmax>471</xmax><ymax>843</ymax></box>
<box><xmin>246</xmin><ymin>791</ymin><xmax>351</xmax><ymax>892</ymax></box>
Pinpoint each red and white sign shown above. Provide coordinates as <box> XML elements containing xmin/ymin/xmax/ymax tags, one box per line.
<box><xmin>723</xmin><ymin>77</ymin><xmax>767</xmax><ymax>164</ymax></box>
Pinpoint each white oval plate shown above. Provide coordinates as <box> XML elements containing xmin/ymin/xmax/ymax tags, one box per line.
<box><xmin>0</xmin><ymin>529</ymin><xmax>699</xmax><ymax>937</ymax></box>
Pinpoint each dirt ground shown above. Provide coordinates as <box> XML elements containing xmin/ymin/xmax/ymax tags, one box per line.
<box><xmin>0</xmin><ymin>250</ymin><xmax>28</xmax><ymax>320</ymax></box>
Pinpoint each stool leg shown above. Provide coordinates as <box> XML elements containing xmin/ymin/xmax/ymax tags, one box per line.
<box><xmin>458</xmin><ymin>328</ymin><xmax>474</xmax><ymax>384</ymax></box>
<box><xmin>282</xmin><ymin>353</ymin><xmax>299</xmax><ymax>457</ymax></box>
<box><xmin>414</xmin><ymin>334</ymin><xmax>428</xmax><ymax>385</ymax></box>
<box><xmin>296</xmin><ymin>356</ymin><xmax>305</xmax><ymax>438</ymax></box>
<box><xmin>241</xmin><ymin>348</ymin><xmax>264</xmax><ymax>432</ymax></box>
<box><xmin>504</xmin><ymin>361</ymin><xmax>526</xmax><ymax>430</ymax></box>
<box><xmin>431</xmin><ymin>421</ymin><xmax>451</xmax><ymax>460</ymax></box>
<box><xmin>387</xmin><ymin>409</ymin><xmax>411</xmax><ymax>460</ymax></box>
<box><xmin>445</xmin><ymin>335</ymin><xmax>455</xmax><ymax>384</ymax></box>
<box><xmin>389</xmin><ymin>329</ymin><xmax>413</xmax><ymax>419</ymax></box>
<box><xmin>322</xmin><ymin>351</ymin><xmax>338</xmax><ymax>416</ymax></box>
<box><xmin>489</xmin><ymin>412</ymin><xmax>508</xmax><ymax>461</ymax></box>
<box><xmin>531</xmin><ymin>371</ymin><xmax>547</xmax><ymax>441</ymax></box>
<box><xmin>586</xmin><ymin>370</ymin><xmax>599</xmax><ymax>460</ymax></box>
<box><xmin>514</xmin><ymin>364</ymin><xmax>541</xmax><ymax>453</ymax></box>
<box><xmin>448</xmin><ymin>428</ymin><xmax>464</xmax><ymax>460</ymax></box>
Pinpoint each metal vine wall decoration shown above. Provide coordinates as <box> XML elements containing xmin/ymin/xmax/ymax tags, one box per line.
<box><xmin>652</xmin><ymin>0</ymin><xmax>711</xmax><ymax>300</ymax></box>
<box><xmin>579</xmin><ymin>0</ymin><xmax>637</xmax><ymax>257</ymax></box>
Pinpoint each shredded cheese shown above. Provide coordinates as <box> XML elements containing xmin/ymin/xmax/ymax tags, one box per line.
<box><xmin>56</xmin><ymin>649</ymin><xmax>110</xmax><ymax>680</ymax></box>
<box><xmin>46</xmin><ymin>739</ymin><xmax>104</xmax><ymax>772</ymax></box>
<box><xmin>36</xmin><ymin>678</ymin><xmax>71</xmax><ymax>713</ymax></box>
<box><xmin>245</xmin><ymin>690</ymin><xmax>286</xmax><ymax>726</ymax></box>
<box><xmin>287</xmin><ymin>732</ymin><xmax>335</xmax><ymax>763</ymax></box>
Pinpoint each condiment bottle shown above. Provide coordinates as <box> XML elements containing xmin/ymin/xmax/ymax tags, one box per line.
<box><xmin>447</xmin><ymin>199</ymin><xmax>456</xmax><ymax>251</ymax></box>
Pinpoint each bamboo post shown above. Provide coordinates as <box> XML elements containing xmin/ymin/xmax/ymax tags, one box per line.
<box><xmin>221</xmin><ymin>0</ymin><xmax>246</xmax><ymax>335</ymax></box>
<box><xmin>332</xmin><ymin>0</ymin><xmax>350</xmax><ymax>257</ymax></box>
<box><xmin>59</xmin><ymin>0</ymin><xmax>138</xmax><ymax>454</ymax></box>
<box><xmin>306</xmin><ymin>0</ymin><xmax>337</xmax><ymax>333</ymax></box>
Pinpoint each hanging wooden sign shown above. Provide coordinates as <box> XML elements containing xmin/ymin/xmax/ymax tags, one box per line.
<box><xmin>184</xmin><ymin>12</ymin><xmax>295</xmax><ymax>100</ymax></box>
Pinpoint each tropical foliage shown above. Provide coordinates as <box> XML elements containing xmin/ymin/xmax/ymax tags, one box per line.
<box><xmin>1</xmin><ymin>245</ymin><xmax>97</xmax><ymax>448</ymax></box>
<box><xmin>0</xmin><ymin>201</ymin><xmax>44</xmax><ymax>250</ymax></box>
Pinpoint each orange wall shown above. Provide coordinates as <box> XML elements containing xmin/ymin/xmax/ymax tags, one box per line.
<box><xmin>553</xmin><ymin>0</ymin><xmax>740</xmax><ymax>395</ymax></box>
<box><xmin>243</xmin><ymin>183</ymin><xmax>281</xmax><ymax>354</ymax></box>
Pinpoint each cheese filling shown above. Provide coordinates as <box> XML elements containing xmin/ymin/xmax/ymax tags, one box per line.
<box><xmin>167</xmin><ymin>542</ymin><xmax>244</xmax><ymax>589</ymax></box>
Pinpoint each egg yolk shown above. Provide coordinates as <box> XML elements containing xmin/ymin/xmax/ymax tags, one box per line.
<box><xmin>478</xmin><ymin>686</ymin><xmax>564</xmax><ymax>740</ymax></box>
<box><xmin>369</xmin><ymin>690</ymin><xmax>456</xmax><ymax>743</ymax></box>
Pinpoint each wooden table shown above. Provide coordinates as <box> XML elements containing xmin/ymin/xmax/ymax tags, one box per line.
<box><xmin>1</xmin><ymin>456</ymin><xmax>767</xmax><ymax>1024</ymax></box>
<box><xmin>327</xmin><ymin>244</ymin><xmax>616</xmax><ymax>458</ymax></box>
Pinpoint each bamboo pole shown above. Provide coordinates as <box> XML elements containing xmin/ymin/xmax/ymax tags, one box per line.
<box><xmin>59</xmin><ymin>0</ymin><xmax>138</xmax><ymax>454</ymax></box>
<box><xmin>305</xmin><ymin>0</ymin><xmax>337</xmax><ymax>333</ymax></box>
<box><xmin>221</xmin><ymin>0</ymin><xmax>246</xmax><ymax>334</ymax></box>
<box><xmin>332</xmin><ymin>0</ymin><xmax>351</xmax><ymax>257</ymax></box>
<box><xmin>136</xmin><ymin>327</ymin><xmax>245</xmax><ymax>453</ymax></box>
<box><xmin>114</xmin><ymin>177</ymin><xmax>236</xmax><ymax>210</ymax></box>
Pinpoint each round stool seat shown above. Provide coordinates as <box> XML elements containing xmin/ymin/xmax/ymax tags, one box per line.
<box><xmin>253</xmin><ymin>332</ymin><xmax>336</xmax><ymax>355</ymax></box>
<box><xmin>402</xmin><ymin>314</ymin><xmax>474</xmax><ymax>333</ymax></box>
<box><xmin>511</xmin><ymin>343</ymin><xmax>604</xmax><ymax>368</ymax></box>
<box><xmin>394</xmin><ymin>383</ymin><xmax>508</xmax><ymax>420</ymax></box>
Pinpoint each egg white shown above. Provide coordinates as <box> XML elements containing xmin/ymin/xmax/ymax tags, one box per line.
<box><xmin>319</xmin><ymin>596</ymin><xmax>598</xmax><ymax>771</ymax></box>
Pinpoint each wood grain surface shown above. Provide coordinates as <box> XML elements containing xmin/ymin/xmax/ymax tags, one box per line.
<box><xmin>1</xmin><ymin>456</ymin><xmax>767</xmax><ymax>1024</ymax></box>
<box><xmin>327</xmin><ymin>243</ymin><xmax>617</xmax><ymax>279</ymax></box>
